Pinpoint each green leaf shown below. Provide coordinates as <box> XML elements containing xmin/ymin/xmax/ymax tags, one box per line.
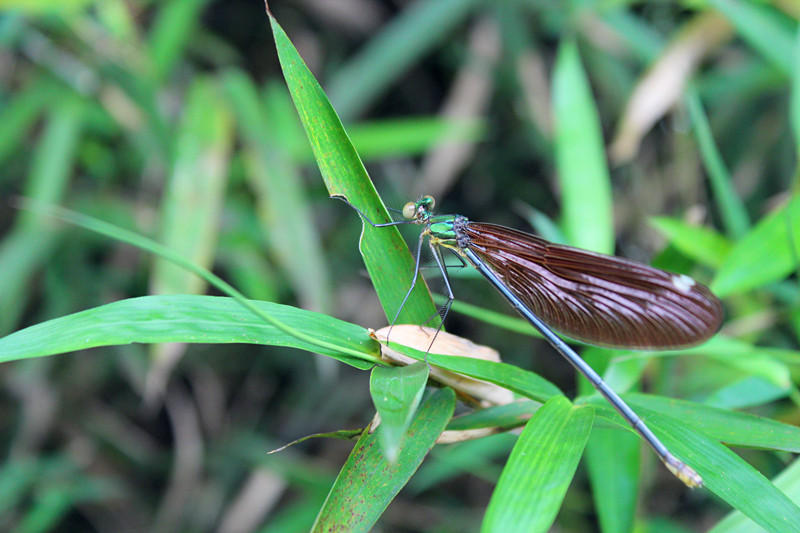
<box><xmin>685</xmin><ymin>89</ymin><xmax>750</xmax><ymax>239</ymax></box>
<box><xmin>602</xmin><ymin>336</ymin><xmax>795</xmax><ymax>401</ymax></box>
<box><xmin>704</xmin><ymin>376</ymin><xmax>789</xmax><ymax>409</ymax></box>
<box><xmin>0</xmin><ymin>75</ymin><xmax>59</xmax><ymax>167</ymax></box>
<box><xmin>710</xmin><ymin>457</ymin><xmax>800</xmax><ymax>533</ymax></box>
<box><xmin>0</xmin><ymin>97</ymin><xmax>83</xmax><ymax>335</ymax></box>
<box><xmin>585</xmin><ymin>426</ymin><xmax>639</xmax><ymax>533</ymax></box>
<box><xmin>792</xmin><ymin>26</ymin><xmax>800</xmax><ymax>161</ymax></box>
<box><xmin>410</xmin><ymin>434</ymin><xmax>515</xmax><ymax>495</ymax></box>
<box><xmin>593</xmin><ymin>348</ymin><xmax>649</xmax><ymax>394</ymax></box>
<box><xmin>223</xmin><ymin>72</ymin><xmax>332</xmax><ymax>313</ymax></box>
<box><xmin>443</xmin><ymin>296</ymin><xmax>542</xmax><ymax>337</ymax></box>
<box><xmin>17</xmin><ymin>203</ymin><xmax>377</xmax><ymax>366</ymax></box>
<box><xmin>147</xmin><ymin>0</ymin><xmax>205</xmax><ymax>81</ymax></box>
<box><xmin>712</xmin><ymin>193</ymin><xmax>800</xmax><ymax>296</ymax></box>
<box><xmin>151</xmin><ymin>77</ymin><xmax>232</xmax><ymax>295</ymax></box>
<box><xmin>624</xmin><ymin>394</ymin><xmax>800</xmax><ymax>452</ymax></box>
<box><xmin>370</xmin><ymin>362</ymin><xmax>430</xmax><ymax>462</ymax></box>
<box><xmin>247</xmin><ymin>112</ymin><xmax>485</xmax><ymax>162</ymax></box>
<box><xmin>312</xmin><ymin>387</ymin><xmax>455</xmax><ymax>532</ymax></box>
<box><xmin>446</xmin><ymin>400</ymin><xmax>539</xmax><ymax>431</ymax></box>
<box><xmin>381</xmin><ymin>339</ymin><xmax>562</xmax><ymax>402</ymax></box>
<box><xmin>347</xmin><ymin>117</ymin><xmax>485</xmax><ymax>159</ymax></box>
<box><xmin>267</xmin><ymin>9</ymin><xmax>437</xmax><ymax>327</ymax></box>
<box><xmin>0</xmin><ymin>295</ymin><xmax>379</xmax><ymax>370</ymax></box>
<box><xmin>650</xmin><ymin>216</ymin><xmax>732</xmax><ymax>269</ymax></box>
<box><xmin>590</xmin><ymin>399</ymin><xmax>800</xmax><ymax>531</ymax></box>
<box><xmin>553</xmin><ymin>39</ymin><xmax>613</xmax><ymax>254</ymax></box>
<box><xmin>708</xmin><ymin>0</ymin><xmax>794</xmax><ymax>76</ymax></box>
<box><xmin>482</xmin><ymin>396</ymin><xmax>594</xmax><ymax>533</ymax></box>
<box><xmin>633</xmin><ymin>406</ymin><xmax>800</xmax><ymax>533</ymax></box>
<box><xmin>0</xmin><ymin>0</ymin><xmax>93</xmax><ymax>14</ymax></box>
<box><xmin>324</xmin><ymin>0</ymin><xmax>481</xmax><ymax>120</ymax></box>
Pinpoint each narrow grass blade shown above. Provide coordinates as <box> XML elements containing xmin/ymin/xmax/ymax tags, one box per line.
<box><xmin>267</xmin><ymin>9</ymin><xmax>438</xmax><ymax>326</ymax></box>
<box><xmin>312</xmin><ymin>387</ymin><xmax>455</xmax><ymax>532</ymax></box>
<box><xmin>792</xmin><ymin>27</ymin><xmax>800</xmax><ymax>161</ymax></box>
<box><xmin>0</xmin><ymin>295</ymin><xmax>378</xmax><ymax>370</ymax></box>
<box><xmin>0</xmin><ymin>98</ymin><xmax>83</xmax><ymax>334</ymax></box>
<box><xmin>442</xmin><ymin>297</ymin><xmax>541</xmax><ymax>337</ymax></box>
<box><xmin>0</xmin><ymin>75</ymin><xmax>58</xmax><ymax>167</ymax></box>
<box><xmin>370</xmin><ymin>362</ymin><xmax>430</xmax><ymax>462</ymax></box>
<box><xmin>381</xmin><ymin>339</ymin><xmax>562</xmax><ymax>403</ymax></box>
<box><xmin>710</xmin><ymin>457</ymin><xmax>800</xmax><ymax>533</ymax></box>
<box><xmin>624</xmin><ymin>394</ymin><xmax>800</xmax><ymax>452</ymax></box>
<box><xmin>324</xmin><ymin>0</ymin><xmax>480</xmax><ymax>120</ymax></box>
<box><xmin>147</xmin><ymin>0</ymin><xmax>206</xmax><ymax>81</ymax></box>
<box><xmin>14</xmin><ymin>203</ymin><xmax>378</xmax><ymax>365</ymax></box>
<box><xmin>590</xmin><ymin>399</ymin><xmax>800</xmax><ymax>531</ymax></box>
<box><xmin>585</xmin><ymin>427</ymin><xmax>639</xmax><ymax>533</ymax></box>
<box><xmin>708</xmin><ymin>0</ymin><xmax>794</xmax><ymax>75</ymax></box>
<box><xmin>410</xmin><ymin>434</ymin><xmax>516</xmax><ymax>495</ymax></box>
<box><xmin>151</xmin><ymin>77</ymin><xmax>232</xmax><ymax>295</ymax></box>
<box><xmin>712</xmin><ymin>193</ymin><xmax>800</xmax><ymax>296</ymax></box>
<box><xmin>650</xmin><ymin>216</ymin><xmax>731</xmax><ymax>269</ymax></box>
<box><xmin>223</xmin><ymin>71</ymin><xmax>332</xmax><ymax>313</ymax></box>
<box><xmin>446</xmin><ymin>400</ymin><xmax>539</xmax><ymax>432</ymax></box>
<box><xmin>637</xmin><ymin>407</ymin><xmax>800</xmax><ymax>533</ymax></box>
<box><xmin>685</xmin><ymin>88</ymin><xmax>750</xmax><ymax>238</ymax></box>
<box><xmin>346</xmin><ymin>117</ymin><xmax>485</xmax><ymax>159</ymax></box>
<box><xmin>553</xmin><ymin>39</ymin><xmax>613</xmax><ymax>254</ymax></box>
<box><xmin>482</xmin><ymin>396</ymin><xmax>594</xmax><ymax>533</ymax></box>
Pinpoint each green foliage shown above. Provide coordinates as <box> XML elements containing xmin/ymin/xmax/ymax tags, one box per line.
<box><xmin>1</xmin><ymin>1</ymin><xmax>799</xmax><ymax>532</ymax></box>
<box><xmin>482</xmin><ymin>397</ymin><xmax>594</xmax><ymax>533</ymax></box>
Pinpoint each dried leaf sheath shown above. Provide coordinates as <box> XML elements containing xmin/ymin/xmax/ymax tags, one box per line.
<box><xmin>458</xmin><ymin>221</ymin><xmax>723</xmax><ymax>349</ymax></box>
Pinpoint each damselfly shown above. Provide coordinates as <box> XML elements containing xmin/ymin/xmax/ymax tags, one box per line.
<box><xmin>345</xmin><ymin>195</ymin><xmax>723</xmax><ymax>487</ymax></box>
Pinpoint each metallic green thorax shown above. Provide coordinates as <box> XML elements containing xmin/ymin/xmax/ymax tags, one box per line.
<box><xmin>406</xmin><ymin>196</ymin><xmax>468</xmax><ymax>255</ymax></box>
<box><xmin>405</xmin><ymin>196</ymin><xmax>470</xmax><ymax>254</ymax></box>
<box><xmin>426</xmin><ymin>215</ymin><xmax>458</xmax><ymax>239</ymax></box>
<box><xmin>425</xmin><ymin>216</ymin><xmax>470</xmax><ymax>257</ymax></box>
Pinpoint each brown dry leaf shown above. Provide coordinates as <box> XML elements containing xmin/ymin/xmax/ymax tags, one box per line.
<box><xmin>610</xmin><ymin>11</ymin><xmax>732</xmax><ymax>164</ymax></box>
<box><xmin>371</xmin><ymin>325</ymin><xmax>514</xmax><ymax>407</ymax></box>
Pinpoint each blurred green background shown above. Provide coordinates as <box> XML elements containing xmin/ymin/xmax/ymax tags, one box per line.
<box><xmin>1</xmin><ymin>0</ymin><xmax>799</xmax><ymax>531</ymax></box>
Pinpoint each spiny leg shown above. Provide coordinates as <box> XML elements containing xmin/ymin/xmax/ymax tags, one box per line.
<box><xmin>419</xmin><ymin>240</ymin><xmax>458</xmax><ymax>356</ymax></box>
<box><xmin>332</xmin><ymin>195</ymin><xmax>410</xmax><ymax>228</ymax></box>
<box><xmin>388</xmin><ymin>229</ymin><xmax>428</xmax><ymax>338</ymax></box>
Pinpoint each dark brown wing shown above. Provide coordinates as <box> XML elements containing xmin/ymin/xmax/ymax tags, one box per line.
<box><xmin>462</xmin><ymin>222</ymin><xmax>723</xmax><ymax>349</ymax></box>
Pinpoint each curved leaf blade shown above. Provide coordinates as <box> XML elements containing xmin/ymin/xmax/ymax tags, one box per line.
<box><xmin>648</xmin><ymin>409</ymin><xmax>800</xmax><ymax>533</ymax></box>
<box><xmin>267</xmin><ymin>9</ymin><xmax>437</xmax><ymax>327</ymax></box>
<box><xmin>553</xmin><ymin>39</ymin><xmax>613</xmax><ymax>254</ymax></box>
<box><xmin>712</xmin><ymin>193</ymin><xmax>800</xmax><ymax>296</ymax></box>
<box><xmin>592</xmin><ymin>400</ymin><xmax>800</xmax><ymax>532</ymax></box>
<box><xmin>710</xmin><ymin>457</ymin><xmax>800</xmax><ymax>533</ymax></box>
<box><xmin>0</xmin><ymin>295</ymin><xmax>378</xmax><ymax>369</ymax></box>
<box><xmin>370</xmin><ymin>361</ymin><xmax>430</xmax><ymax>462</ymax></box>
<box><xmin>625</xmin><ymin>394</ymin><xmax>800</xmax><ymax>452</ymax></box>
<box><xmin>585</xmin><ymin>426</ymin><xmax>639</xmax><ymax>533</ymax></box>
<box><xmin>482</xmin><ymin>396</ymin><xmax>594</xmax><ymax>533</ymax></box>
<box><xmin>312</xmin><ymin>387</ymin><xmax>456</xmax><ymax>532</ymax></box>
<box><xmin>650</xmin><ymin>216</ymin><xmax>732</xmax><ymax>269</ymax></box>
<box><xmin>381</xmin><ymin>339</ymin><xmax>562</xmax><ymax>402</ymax></box>
<box><xmin>324</xmin><ymin>0</ymin><xmax>480</xmax><ymax>120</ymax></box>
